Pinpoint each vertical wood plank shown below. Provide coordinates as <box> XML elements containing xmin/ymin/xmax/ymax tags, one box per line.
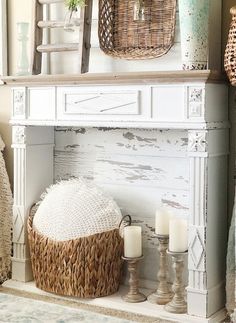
<box><xmin>42</xmin><ymin>3</ymin><xmax>51</xmax><ymax>74</ymax></box>
<box><xmin>31</xmin><ymin>0</ymin><xmax>43</xmax><ymax>75</ymax></box>
<box><xmin>0</xmin><ymin>0</ymin><xmax>7</xmax><ymax>76</ymax></box>
<box><xmin>78</xmin><ymin>0</ymin><xmax>93</xmax><ymax>73</ymax></box>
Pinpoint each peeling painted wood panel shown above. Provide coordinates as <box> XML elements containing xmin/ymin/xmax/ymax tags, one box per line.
<box><xmin>55</xmin><ymin>151</ymin><xmax>189</xmax><ymax>190</ymax></box>
<box><xmin>55</xmin><ymin>127</ymin><xmax>188</xmax><ymax>156</ymax></box>
<box><xmin>54</xmin><ymin>127</ymin><xmax>190</xmax><ymax>282</ymax></box>
<box><xmin>54</xmin><ymin>127</ymin><xmax>190</xmax><ymax>279</ymax></box>
<box><xmin>54</xmin><ymin>128</ymin><xmax>189</xmax><ymax>190</ymax></box>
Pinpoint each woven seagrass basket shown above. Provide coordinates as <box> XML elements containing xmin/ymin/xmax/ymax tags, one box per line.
<box><xmin>27</xmin><ymin>206</ymin><xmax>124</xmax><ymax>298</ymax></box>
<box><xmin>98</xmin><ymin>0</ymin><xmax>177</xmax><ymax>59</ymax></box>
<box><xmin>225</xmin><ymin>6</ymin><xmax>236</xmax><ymax>86</ymax></box>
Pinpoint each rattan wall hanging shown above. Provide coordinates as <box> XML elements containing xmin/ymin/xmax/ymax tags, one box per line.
<box><xmin>225</xmin><ymin>6</ymin><xmax>236</xmax><ymax>86</ymax></box>
<box><xmin>98</xmin><ymin>0</ymin><xmax>177</xmax><ymax>60</ymax></box>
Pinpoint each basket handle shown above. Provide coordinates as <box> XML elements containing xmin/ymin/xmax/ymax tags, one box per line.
<box><xmin>119</xmin><ymin>215</ymin><xmax>132</xmax><ymax>237</ymax></box>
<box><xmin>119</xmin><ymin>214</ymin><xmax>132</xmax><ymax>229</ymax></box>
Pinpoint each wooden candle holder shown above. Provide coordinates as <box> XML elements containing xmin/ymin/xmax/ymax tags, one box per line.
<box><xmin>165</xmin><ymin>250</ymin><xmax>188</xmax><ymax>314</ymax></box>
<box><xmin>122</xmin><ymin>256</ymin><xmax>146</xmax><ymax>303</ymax></box>
<box><xmin>148</xmin><ymin>235</ymin><xmax>173</xmax><ymax>305</ymax></box>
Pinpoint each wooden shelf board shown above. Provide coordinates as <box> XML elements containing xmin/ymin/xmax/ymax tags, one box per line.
<box><xmin>1</xmin><ymin>70</ymin><xmax>227</xmax><ymax>86</ymax></box>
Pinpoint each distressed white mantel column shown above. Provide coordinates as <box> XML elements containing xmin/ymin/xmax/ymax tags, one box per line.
<box><xmin>187</xmin><ymin>129</ymin><xmax>228</xmax><ymax>318</ymax></box>
<box><xmin>12</xmin><ymin>125</ymin><xmax>54</xmax><ymax>282</ymax></box>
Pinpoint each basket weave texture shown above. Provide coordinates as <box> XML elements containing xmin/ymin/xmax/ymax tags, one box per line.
<box><xmin>224</xmin><ymin>7</ymin><xmax>236</xmax><ymax>86</ymax></box>
<box><xmin>98</xmin><ymin>0</ymin><xmax>177</xmax><ymax>59</ymax></box>
<box><xmin>28</xmin><ymin>206</ymin><xmax>124</xmax><ymax>298</ymax></box>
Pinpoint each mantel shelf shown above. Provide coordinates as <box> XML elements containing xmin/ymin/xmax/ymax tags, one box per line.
<box><xmin>2</xmin><ymin>70</ymin><xmax>227</xmax><ymax>86</ymax></box>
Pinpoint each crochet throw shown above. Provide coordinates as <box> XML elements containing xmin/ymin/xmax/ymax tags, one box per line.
<box><xmin>0</xmin><ymin>136</ymin><xmax>12</xmax><ymax>284</ymax></box>
<box><xmin>226</xmin><ymin>200</ymin><xmax>236</xmax><ymax>321</ymax></box>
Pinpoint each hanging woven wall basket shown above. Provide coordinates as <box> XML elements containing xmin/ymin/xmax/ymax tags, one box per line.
<box><xmin>98</xmin><ymin>0</ymin><xmax>177</xmax><ymax>60</ymax></box>
<box><xmin>225</xmin><ymin>7</ymin><xmax>236</xmax><ymax>86</ymax></box>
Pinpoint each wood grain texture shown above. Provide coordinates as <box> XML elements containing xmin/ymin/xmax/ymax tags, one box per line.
<box><xmin>38</xmin><ymin>0</ymin><xmax>63</xmax><ymax>4</ymax></box>
<box><xmin>2</xmin><ymin>70</ymin><xmax>227</xmax><ymax>86</ymax></box>
<box><xmin>78</xmin><ymin>0</ymin><xmax>93</xmax><ymax>73</ymax></box>
<box><xmin>31</xmin><ymin>0</ymin><xmax>43</xmax><ymax>75</ymax></box>
<box><xmin>37</xmin><ymin>43</ymin><xmax>79</xmax><ymax>53</ymax></box>
<box><xmin>32</xmin><ymin>0</ymin><xmax>92</xmax><ymax>74</ymax></box>
<box><xmin>38</xmin><ymin>20</ymin><xmax>72</xmax><ymax>29</ymax></box>
<box><xmin>0</xmin><ymin>0</ymin><xmax>7</xmax><ymax>76</ymax></box>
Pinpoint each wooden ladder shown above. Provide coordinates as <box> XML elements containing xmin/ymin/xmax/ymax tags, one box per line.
<box><xmin>31</xmin><ymin>0</ymin><xmax>93</xmax><ymax>74</ymax></box>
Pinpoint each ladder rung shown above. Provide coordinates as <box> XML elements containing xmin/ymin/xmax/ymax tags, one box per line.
<box><xmin>38</xmin><ymin>20</ymin><xmax>79</xmax><ymax>29</ymax></box>
<box><xmin>37</xmin><ymin>43</ymin><xmax>79</xmax><ymax>53</ymax></box>
<box><xmin>38</xmin><ymin>0</ymin><xmax>64</xmax><ymax>4</ymax></box>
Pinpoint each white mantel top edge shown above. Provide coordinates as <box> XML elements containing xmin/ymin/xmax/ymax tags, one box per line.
<box><xmin>2</xmin><ymin>70</ymin><xmax>227</xmax><ymax>86</ymax></box>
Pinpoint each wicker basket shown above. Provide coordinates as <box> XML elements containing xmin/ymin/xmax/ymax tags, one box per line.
<box><xmin>27</xmin><ymin>206</ymin><xmax>124</xmax><ymax>298</ymax></box>
<box><xmin>225</xmin><ymin>6</ymin><xmax>236</xmax><ymax>86</ymax></box>
<box><xmin>98</xmin><ymin>0</ymin><xmax>177</xmax><ymax>59</ymax></box>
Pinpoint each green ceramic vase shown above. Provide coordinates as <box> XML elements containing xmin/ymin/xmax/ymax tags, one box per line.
<box><xmin>179</xmin><ymin>0</ymin><xmax>210</xmax><ymax>70</ymax></box>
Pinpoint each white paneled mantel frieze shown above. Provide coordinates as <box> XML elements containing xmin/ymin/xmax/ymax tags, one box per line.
<box><xmin>6</xmin><ymin>71</ymin><xmax>229</xmax><ymax>321</ymax></box>
<box><xmin>5</xmin><ymin>71</ymin><xmax>228</xmax><ymax>130</ymax></box>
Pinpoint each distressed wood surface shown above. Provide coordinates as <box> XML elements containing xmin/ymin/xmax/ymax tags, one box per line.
<box><xmin>0</xmin><ymin>0</ymin><xmax>7</xmax><ymax>76</ymax></box>
<box><xmin>37</xmin><ymin>43</ymin><xmax>79</xmax><ymax>53</ymax></box>
<box><xmin>2</xmin><ymin>70</ymin><xmax>226</xmax><ymax>86</ymax></box>
<box><xmin>31</xmin><ymin>0</ymin><xmax>43</xmax><ymax>75</ymax></box>
<box><xmin>78</xmin><ymin>0</ymin><xmax>93</xmax><ymax>73</ymax></box>
<box><xmin>38</xmin><ymin>20</ymin><xmax>71</xmax><ymax>29</ymax></box>
<box><xmin>38</xmin><ymin>0</ymin><xmax>63</xmax><ymax>4</ymax></box>
<box><xmin>54</xmin><ymin>127</ymin><xmax>189</xmax><ymax>281</ymax></box>
<box><xmin>32</xmin><ymin>0</ymin><xmax>92</xmax><ymax>74</ymax></box>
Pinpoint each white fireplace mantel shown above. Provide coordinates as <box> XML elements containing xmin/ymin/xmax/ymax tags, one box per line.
<box><xmin>4</xmin><ymin>71</ymin><xmax>229</xmax><ymax>321</ymax></box>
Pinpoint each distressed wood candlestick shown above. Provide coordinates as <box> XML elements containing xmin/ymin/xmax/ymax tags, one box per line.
<box><xmin>165</xmin><ymin>251</ymin><xmax>188</xmax><ymax>314</ymax></box>
<box><xmin>148</xmin><ymin>235</ymin><xmax>173</xmax><ymax>305</ymax></box>
<box><xmin>122</xmin><ymin>256</ymin><xmax>146</xmax><ymax>303</ymax></box>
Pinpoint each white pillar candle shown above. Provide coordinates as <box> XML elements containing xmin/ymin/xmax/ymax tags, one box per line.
<box><xmin>169</xmin><ymin>218</ymin><xmax>188</xmax><ymax>252</ymax></box>
<box><xmin>155</xmin><ymin>208</ymin><xmax>170</xmax><ymax>235</ymax></box>
<box><xmin>124</xmin><ymin>226</ymin><xmax>142</xmax><ymax>258</ymax></box>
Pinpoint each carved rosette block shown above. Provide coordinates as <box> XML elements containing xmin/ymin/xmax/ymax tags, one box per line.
<box><xmin>13</xmin><ymin>88</ymin><xmax>26</xmax><ymax>118</ymax></box>
<box><xmin>122</xmin><ymin>256</ymin><xmax>146</xmax><ymax>303</ymax></box>
<box><xmin>12</xmin><ymin>126</ymin><xmax>26</xmax><ymax>145</ymax></box>
<box><xmin>148</xmin><ymin>235</ymin><xmax>173</xmax><ymax>305</ymax></box>
<box><xmin>165</xmin><ymin>251</ymin><xmax>187</xmax><ymax>314</ymax></box>
<box><xmin>188</xmin><ymin>130</ymin><xmax>207</xmax><ymax>153</ymax></box>
<box><xmin>188</xmin><ymin>87</ymin><xmax>204</xmax><ymax>118</ymax></box>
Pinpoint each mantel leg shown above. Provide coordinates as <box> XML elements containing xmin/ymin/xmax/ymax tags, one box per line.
<box><xmin>12</xmin><ymin>126</ymin><xmax>54</xmax><ymax>282</ymax></box>
<box><xmin>187</xmin><ymin>130</ymin><xmax>228</xmax><ymax>318</ymax></box>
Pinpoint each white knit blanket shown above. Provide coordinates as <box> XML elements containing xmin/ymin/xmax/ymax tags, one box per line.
<box><xmin>0</xmin><ymin>136</ymin><xmax>12</xmax><ymax>283</ymax></box>
<box><xmin>226</xmin><ymin>202</ymin><xmax>236</xmax><ymax>320</ymax></box>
